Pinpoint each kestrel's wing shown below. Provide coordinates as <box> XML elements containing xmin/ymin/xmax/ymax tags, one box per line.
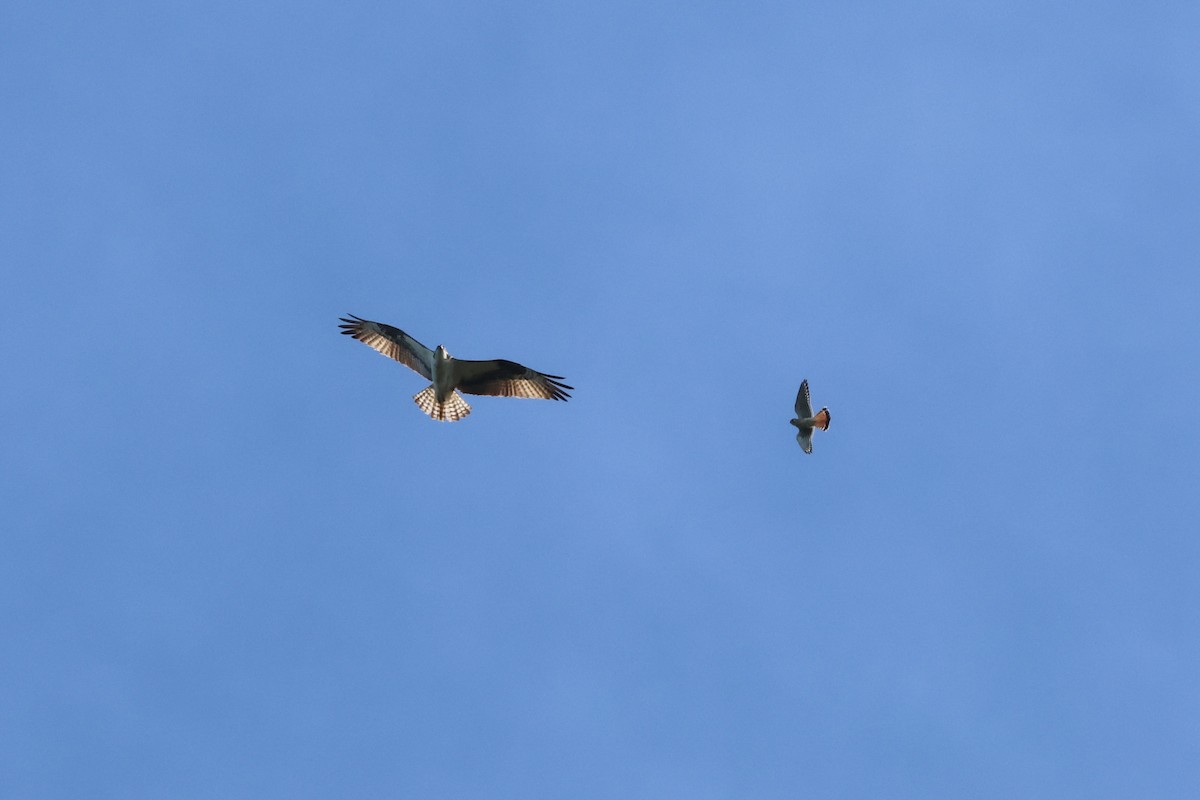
<box><xmin>454</xmin><ymin>359</ymin><xmax>573</xmax><ymax>401</ymax></box>
<box><xmin>338</xmin><ymin>314</ymin><xmax>434</xmax><ymax>379</ymax></box>
<box><xmin>796</xmin><ymin>428</ymin><xmax>814</xmax><ymax>454</ymax></box>
<box><xmin>794</xmin><ymin>379</ymin><xmax>814</xmax><ymax>419</ymax></box>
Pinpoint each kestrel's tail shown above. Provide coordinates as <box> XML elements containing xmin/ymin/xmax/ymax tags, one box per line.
<box><xmin>812</xmin><ymin>408</ymin><xmax>830</xmax><ymax>430</ymax></box>
<box><xmin>413</xmin><ymin>385</ymin><xmax>472</xmax><ymax>422</ymax></box>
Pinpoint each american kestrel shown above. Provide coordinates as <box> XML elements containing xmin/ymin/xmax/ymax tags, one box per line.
<box><xmin>790</xmin><ymin>379</ymin><xmax>830</xmax><ymax>454</ymax></box>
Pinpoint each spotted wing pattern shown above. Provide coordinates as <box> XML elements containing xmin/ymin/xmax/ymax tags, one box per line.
<box><xmin>794</xmin><ymin>379</ymin><xmax>814</xmax><ymax>419</ymax></box>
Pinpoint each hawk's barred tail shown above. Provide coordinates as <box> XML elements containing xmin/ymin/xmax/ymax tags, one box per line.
<box><xmin>813</xmin><ymin>408</ymin><xmax>831</xmax><ymax>430</ymax></box>
<box><xmin>413</xmin><ymin>386</ymin><xmax>472</xmax><ymax>422</ymax></box>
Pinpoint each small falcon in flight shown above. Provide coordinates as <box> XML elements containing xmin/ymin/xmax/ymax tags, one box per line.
<box><xmin>790</xmin><ymin>379</ymin><xmax>830</xmax><ymax>454</ymax></box>
<box><xmin>338</xmin><ymin>315</ymin><xmax>572</xmax><ymax>421</ymax></box>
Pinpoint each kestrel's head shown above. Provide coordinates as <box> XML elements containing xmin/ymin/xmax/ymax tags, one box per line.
<box><xmin>435</xmin><ymin>345</ymin><xmax>451</xmax><ymax>360</ymax></box>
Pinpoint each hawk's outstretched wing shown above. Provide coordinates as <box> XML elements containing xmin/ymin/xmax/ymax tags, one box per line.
<box><xmin>794</xmin><ymin>379</ymin><xmax>814</xmax><ymax>419</ymax></box>
<box><xmin>455</xmin><ymin>359</ymin><xmax>573</xmax><ymax>401</ymax></box>
<box><xmin>338</xmin><ymin>314</ymin><xmax>434</xmax><ymax>379</ymax></box>
<box><xmin>796</xmin><ymin>429</ymin><xmax>814</xmax><ymax>454</ymax></box>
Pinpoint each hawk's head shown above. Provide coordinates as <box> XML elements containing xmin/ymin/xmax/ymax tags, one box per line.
<box><xmin>434</xmin><ymin>345</ymin><xmax>452</xmax><ymax>361</ymax></box>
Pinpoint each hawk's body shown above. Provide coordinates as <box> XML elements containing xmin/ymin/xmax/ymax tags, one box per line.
<box><xmin>790</xmin><ymin>379</ymin><xmax>830</xmax><ymax>454</ymax></box>
<box><xmin>339</xmin><ymin>315</ymin><xmax>572</xmax><ymax>421</ymax></box>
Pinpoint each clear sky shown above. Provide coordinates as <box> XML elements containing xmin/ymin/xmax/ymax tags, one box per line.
<box><xmin>4</xmin><ymin>2</ymin><xmax>1199</xmax><ymax>797</ymax></box>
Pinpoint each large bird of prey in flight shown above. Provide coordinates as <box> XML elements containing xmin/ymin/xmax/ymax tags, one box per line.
<box><xmin>338</xmin><ymin>314</ymin><xmax>573</xmax><ymax>421</ymax></box>
<box><xmin>790</xmin><ymin>379</ymin><xmax>830</xmax><ymax>454</ymax></box>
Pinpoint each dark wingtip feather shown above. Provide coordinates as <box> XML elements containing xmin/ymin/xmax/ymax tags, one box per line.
<box><xmin>546</xmin><ymin>376</ymin><xmax>573</xmax><ymax>400</ymax></box>
<box><xmin>338</xmin><ymin>314</ymin><xmax>366</xmax><ymax>334</ymax></box>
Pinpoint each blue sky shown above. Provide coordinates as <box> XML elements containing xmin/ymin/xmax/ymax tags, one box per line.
<box><xmin>4</xmin><ymin>1</ymin><xmax>1199</xmax><ymax>797</ymax></box>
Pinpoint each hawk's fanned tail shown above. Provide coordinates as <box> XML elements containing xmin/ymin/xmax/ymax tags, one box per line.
<box><xmin>413</xmin><ymin>386</ymin><xmax>472</xmax><ymax>422</ymax></box>
<box><xmin>813</xmin><ymin>408</ymin><xmax>831</xmax><ymax>430</ymax></box>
